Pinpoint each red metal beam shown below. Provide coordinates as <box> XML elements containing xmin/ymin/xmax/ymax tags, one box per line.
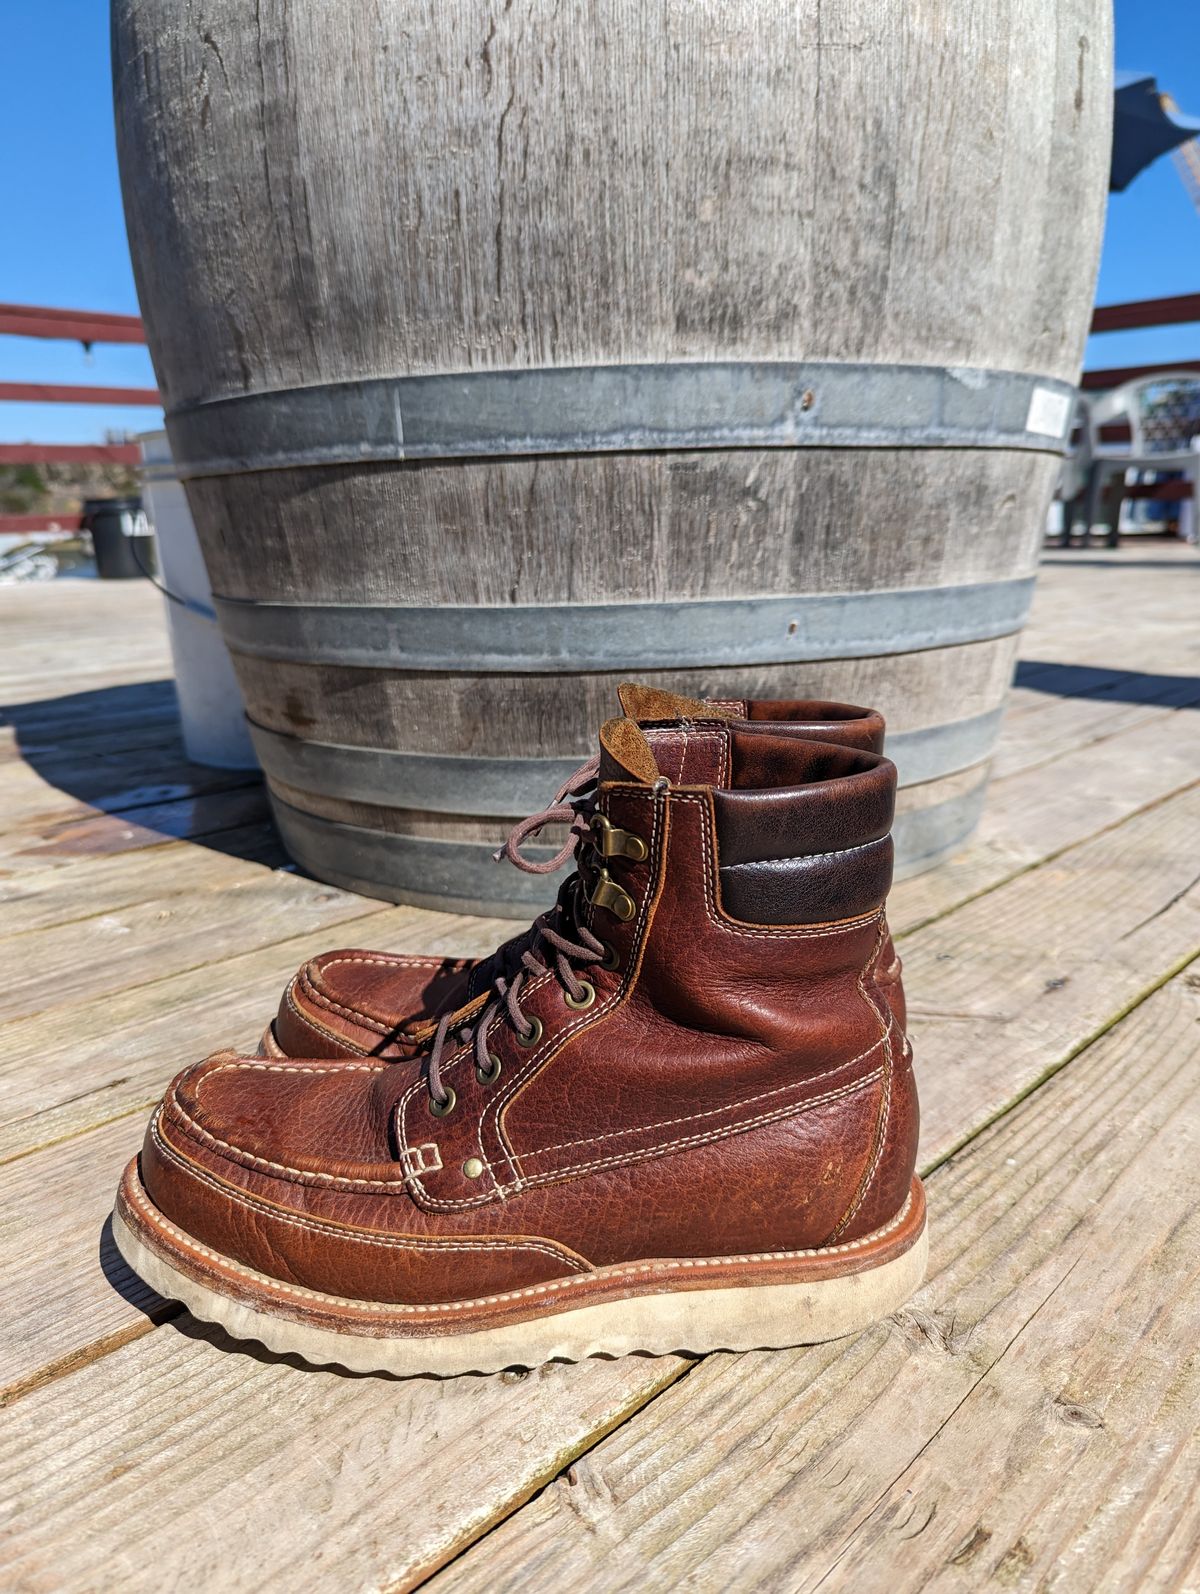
<box><xmin>1091</xmin><ymin>293</ymin><xmax>1200</xmax><ymax>333</ymax></box>
<box><xmin>1098</xmin><ymin>422</ymin><xmax>1133</xmax><ymax>444</ymax></box>
<box><xmin>1110</xmin><ymin>479</ymin><xmax>1193</xmax><ymax>503</ymax></box>
<box><xmin>0</xmin><ymin>513</ymin><xmax>83</xmax><ymax>534</ymax></box>
<box><xmin>1080</xmin><ymin>358</ymin><xmax>1200</xmax><ymax>391</ymax></box>
<box><xmin>0</xmin><ymin>381</ymin><xmax>160</xmax><ymax>406</ymax></box>
<box><xmin>0</xmin><ymin>303</ymin><xmax>146</xmax><ymax>345</ymax></box>
<box><xmin>0</xmin><ymin>443</ymin><xmax>140</xmax><ymax>465</ymax></box>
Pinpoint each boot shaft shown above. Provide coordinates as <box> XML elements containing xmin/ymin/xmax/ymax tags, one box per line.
<box><xmin>589</xmin><ymin>717</ymin><xmax>896</xmax><ymax>1056</ymax></box>
<box><xmin>269</xmin><ymin>685</ymin><xmax>906</xmax><ymax>1062</ymax></box>
<box><xmin>598</xmin><ymin>715</ymin><xmax>895</xmax><ymax>923</ymax></box>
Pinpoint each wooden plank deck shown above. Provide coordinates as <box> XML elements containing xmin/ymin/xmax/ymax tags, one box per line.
<box><xmin>1</xmin><ymin>546</ymin><xmax>1198</xmax><ymax>1591</ymax></box>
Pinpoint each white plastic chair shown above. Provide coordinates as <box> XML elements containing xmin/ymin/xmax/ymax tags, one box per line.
<box><xmin>1081</xmin><ymin>371</ymin><xmax>1200</xmax><ymax>544</ymax></box>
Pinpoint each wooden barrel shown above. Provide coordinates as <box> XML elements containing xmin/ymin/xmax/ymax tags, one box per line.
<box><xmin>113</xmin><ymin>0</ymin><xmax>1112</xmax><ymax>915</ymax></box>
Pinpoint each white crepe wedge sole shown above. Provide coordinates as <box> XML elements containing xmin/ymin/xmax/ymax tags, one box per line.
<box><xmin>113</xmin><ymin>1166</ymin><xmax>927</xmax><ymax>1379</ymax></box>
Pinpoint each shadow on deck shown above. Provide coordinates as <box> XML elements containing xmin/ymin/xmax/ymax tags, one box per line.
<box><xmin>1</xmin><ymin>678</ymin><xmax>284</xmax><ymax>867</ymax></box>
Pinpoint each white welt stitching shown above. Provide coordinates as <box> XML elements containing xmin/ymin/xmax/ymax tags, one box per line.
<box><xmin>174</xmin><ymin>1062</ymin><xmax>425</xmax><ymax>1192</ymax></box>
<box><xmin>125</xmin><ymin>1169</ymin><xmax>914</xmax><ymax>1317</ymax></box>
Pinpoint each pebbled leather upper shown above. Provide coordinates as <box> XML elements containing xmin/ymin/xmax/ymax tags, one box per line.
<box><xmin>142</xmin><ymin>717</ymin><xmax>919</xmax><ymax>1306</ymax></box>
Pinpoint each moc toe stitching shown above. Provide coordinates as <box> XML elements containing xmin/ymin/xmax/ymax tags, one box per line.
<box><xmin>293</xmin><ymin>968</ymin><xmax>394</xmax><ymax>1038</ymax></box>
<box><xmin>148</xmin><ymin>1118</ymin><xmax>591</xmax><ymax>1272</ymax></box>
<box><xmin>284</xmin><ymin>980</ymin><xmax>377</xmax><ymax>1056</ymax></box>
<box><xmin>280</xmin><ymin>952</ymin><xmax>476</xmax><ymax>1059</ymax></box>
<box><xmin>307</xmin><ymin>949</ymin><xmax>474</xmax><ymax>1026</ymax></box>
<box><xmin>161</xmin><ymin>1056</ymin><xmax>412</xmax><ymax>1193</ymax></box>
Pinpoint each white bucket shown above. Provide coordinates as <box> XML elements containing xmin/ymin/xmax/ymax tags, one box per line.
<box><xmin>139</xmin><ymin>431</ymin><xmax>259</xmax><ymax>770</ymax></box>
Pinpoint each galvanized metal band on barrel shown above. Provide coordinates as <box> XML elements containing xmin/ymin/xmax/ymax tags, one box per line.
<box><xmin>268</xmin><ymin>795</ymin><xmax>567</xmax><ymax>919</ymax></box>
<box><xmin>892</xmin><ymin>775</ymin><xmax>991</xmax><ymax>881</ymax></box>
<box><xmin>247</xmin><ymin>706</ymin><xmax>1006</xmax><ymax>818</ymax></box>
<box><xmin>216</xmin><ymin>577</ymin><xmax>1036</xmax><ymax>672</ymax></box>
<box><xmin>268</xmin><ymin>777</ymin><xmax>989</xmax><ymax>920</ymax></box>
<box><xmin>164</xmin><ymin>361</ymin><xmax>1076</xmax><ymax>477</ymax></box>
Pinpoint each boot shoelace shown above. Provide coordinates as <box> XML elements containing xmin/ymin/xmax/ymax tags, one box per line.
<box><xmin>424</xmin><ymin>756</ymin><xmax>613</xmax><ymax>1115</ymax></box>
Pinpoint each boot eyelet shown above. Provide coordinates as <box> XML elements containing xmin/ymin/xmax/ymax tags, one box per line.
<box><xmin>428</xmin><ymin>1086</ymin><xmax>457</xmax><ymax>1118</ymax></box>
<box><xmin>475</xmin><ymin>1053</ymin><xmax>502</xmax><ymax>1086</ymax></box>
<box><xmin>515</xmin><ymin>1015</ymin><xmax>544</xmax><ymax>1049</ymax></box>
<box><xmin>597</xmin><ymin>941</ymin><xmax>621</xmax><ymax>971</ymax></box>
<box><xmin>563</xmin><ymin>979</ymin><xmax>596</xmax><ymax>1011</ymax></box>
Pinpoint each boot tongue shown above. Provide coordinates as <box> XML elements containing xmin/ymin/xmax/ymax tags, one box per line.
<box><xmin>598</xmin><ymin>717</ymin><xmax>662</xmax><ymax>784</ymax></box>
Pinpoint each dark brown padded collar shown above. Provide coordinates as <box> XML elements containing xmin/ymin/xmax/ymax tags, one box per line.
<box><xmin>711</xmin><ymin>732</ymin><xmax>896</xmax><ymax>925</ymax></box>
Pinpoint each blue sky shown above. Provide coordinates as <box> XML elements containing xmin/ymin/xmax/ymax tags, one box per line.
<box><xmin>1</xmin><ymin>0</ymin><xmax>1197</xmax><ymax>444</ymax></box>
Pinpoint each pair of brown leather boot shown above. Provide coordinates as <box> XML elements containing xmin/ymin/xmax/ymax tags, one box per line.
<box><xmin>114</xmin><ymin>684</ymin><xmax>924</xmax><ymax>1376</ymax></box>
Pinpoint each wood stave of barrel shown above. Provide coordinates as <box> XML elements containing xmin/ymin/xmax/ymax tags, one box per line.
<box><xmin>113</xmin><ymin>0</ymin><xmax>1112</xmax><ymax>916</ymax></box>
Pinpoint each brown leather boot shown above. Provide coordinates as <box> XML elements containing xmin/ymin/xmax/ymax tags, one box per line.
<box><xmin>265</xmin><ymin>689</ymin><xmax>905</xmax><ymax>1060</ymax></box>
<box><xmin>114</xmin><ymin>716</ymin><xmax>925</xmax><ymax>1375</ymax></box>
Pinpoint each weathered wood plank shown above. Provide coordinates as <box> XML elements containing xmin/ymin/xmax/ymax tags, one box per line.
<box><xmin>911</xmin><ymin>779</ymin><xmax>1200</xmax><ymax>1164</ymax></box>
<box><xmin>426</xmin><ymin>966</ymin><xmax>1200</xmax><ymax>1594</ymax></box>
<box><xmin>0</xmin><ymin>840</ymin><xmax>276</xmax><ymax>936</ymax></box>
<box><xmin>0</xmin><ymin>711</ymin><xmax>182</xmax><ymax>766</ymax></box>
<box><xmin>0</xmin><ymin>675</ymin><xmax>177</xmax><ymax>736</ymax></box>
<box><xmin>0</xmin><ymin>906</ymin><xmax>505</xmax><ymax>1163</ymax></box>
<box><xmin>989</xmin><ymin>671</ymin><xmax>1200</xmax><ymax>781</ymax></box>
<box><xmin>0</xmin><ymin>1117</ymin><xmax>171</xmax><ymax>1403</ymax></box>
<box><xmin>0</xmin><ymin>1319</ymin><xmax>688</xmax><ymax>1592</ymax></box>
<box><xmin>0</xmin><ymin>871</ymin><xmax>378</xmax><ymax>1025</ymax></box>
<box><xmin>0</xmin><ymin>748</ymin><xmax>258</xmax><ymax>827</ymax></box>
<box><xmin>888</xmin><ymin>702</ymin><xmax>1200</xmax><ymax>934</ymax></box>
<box><xmin>0</xmin><ymin>783</ymin><xmax>275</xmax><ymax>872</ymax></box>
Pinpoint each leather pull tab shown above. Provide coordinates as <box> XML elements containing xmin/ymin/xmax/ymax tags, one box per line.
<box><xmin>617</xmin><ymin>683</ymin><xmax>734</xmax><ymax>723</ymax></box>
<box><xmin>598</xmin><ymin>717</ymin><xmax>661</xmax><ymax>784</ymax></box>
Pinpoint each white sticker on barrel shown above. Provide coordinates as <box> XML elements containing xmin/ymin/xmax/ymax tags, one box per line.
<box><xmin>1025</xmin><ymin>386</ymin><xmax>1072</xmax><ymax>438</ymax></box>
